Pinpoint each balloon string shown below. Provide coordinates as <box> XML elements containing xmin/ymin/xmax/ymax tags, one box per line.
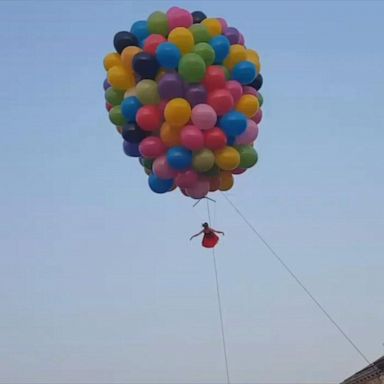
<box><xmin>207</xmin><ymin>200</ymin><xmax>231</xmax><ymax>384</ymax></box>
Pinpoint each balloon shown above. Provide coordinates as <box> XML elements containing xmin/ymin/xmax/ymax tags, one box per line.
<box><xmin>164</xmin><ymin>98</ymin><xmax>192</xmax><ymax>127</ymax></box>
<box><xmin>103</xmin><ymin>79</ymin><xmax>111</xmax><ymax>90</ymax></box>
<box><xmin>167</xmin><ymin>146</ymin><xmax>193</xmax><ymax>170</ymax></box>
<box><xmin>223</xmin><ymin>27</ymin><xmax>240</xmax><ymax>45</ymax></box>
<box><xmin>106</xmin><ymin>102</ymin><xmax>113</xmax><ymax>112</ymax></box>
<box><xmin>132</xmin><ymin>52</ymin><xmax>160</xmax><ymax>79</ymax></box>
<box><xmin>124</xmin><ymin>87</ymin><xmax>136</xmax><ymax>98</ymax></box>
<box><xmin>160</xmin><ymin>122</ymin><xmax>183</xmax><ymax>147</ymax></box>
<box><xmin>246</xmin><ymin>49</ymin><xmax>261</xmax><ymax>72</ymax></box>
<box><xmin>191</xmin><ymin>104</ymin><xmax>217</xmax><ymax>130</ymax></box>
<box><xmin>236</xmin><ymin>145</ymin><xmax>258</xmax><ymax>168</ymax></box>
<box><xmin>239</xmin><ymin>33</ymin><xmax>245</xmax><ymax>45</ymax></box>
<box><xmin>215</xmin><ymin>146</ymin><xmax>240</xmax><ymax>171</ymax></box>
<box><xmin>193</xmin><ymin>43</ymin><xmax>215</xmax><ymax>66</ymax></box>
<box><xmin>235</xmin><ymin>119</ymin><xmax>259</xmax><ymax>145</ymax></box>
<box><xmin>148</xmin><ymin>174</ymin><xmax>174</xmax><ymax>193</ymax></box>
<box><xmin>168</xmin><ymin>27</ymin><xmax>194</xmax><ymax>54</ymax></box>
<box><xmin>209</xmin><ymin>177</ymin><xmax>221</xmax><ymax>192</ymax></box>
<box><xmin>201</xmin><ymin>164</ymin><xmax>220</xmax><ymax>177</ymax></box>
<box><xmin>109</xmin><ymin>105</ymin><xmax>126</xmax><ymax>126</ymax></box>
<box><xmin>252</xmin><ymin>108</ymin><xmax>263</xmax><ymax>124</ymax></box>
<box><xmin>136</xmin><ymin>105</ymin><xmax>162</xmax><ymax>131</ymax></box>
<box><xmin>232</xmin><ymin>167</ymin><xmax>246</xmax><ymax>175</ymax></box>
<box><xmin>123</xmin><ymin>141</ymin><xmax>141</xmax><ymax>157</ymax></box>
<box><xmin>217</xmin><ymin>18</ymin><xmax>228</xmax><ymax>31</ymax></box>
<box><xmin>103</xmin><ymin>52</ymin><xmax>121</xmax><ymax>70</ymax></box>
<box><xmin>121</xmin><ymin>46</ymin><xmax>142</xmax><ymax>70</ymax></box>
<box><xmin>201</xmin><ymin>18</ymin><xmax>222</xmax><ymax>37</ymax></box>
<box><xmin>236</xmin><ymin>94</ymin><xmax>260</xmax><ymax>117</ymax></box>
<box><xmin>139</xmin><ymin>136</ymin><xmax>167</xmax><ymax>158</ymax></box>
<box><xmin>139</xmin><ymin>157</ymin><xmax>154</xmax><ymax>170</ymax></box>
<box><xmin>175</xmin><ymin>169</ymin><xmax>199</xmax><ymax>188</ymax></box>
<box><xmin>185</xmin><ymin>84</ymin><xmax>207</xmax><ymax>107</ymax></box>
<box><xmin>242</xmin><ymin>85</ymin><xmax>258</xmax><ymax>96</ymax></box>
<box><xmin>186</xmin><ymin>179</ymin><xmax>209</xmax><ymax>199</ymax></box>
<box><xmin>203</xmin><ymin>65</ymin><xmax>226</xmax><ymax>91</ymax></box>
<box><xmin>210</xmin><ymin>35</ymin><xmax>230</xmax><ymax>64</ymax></box>
<box><xmin>113</xmin><ymin>31</ymin><xmax>139</xmax><ymax>53</ymax></box>
<box><xmin>224</xmin><ymin>44</ymin><xmax>247</xmax><ymax>69</ymax></box>
<box><xmin>219</xmin><ymin>111</ymin><xmax>247</xmax><ymax>136</ymax></box>
<box><xmin>121</xmin><ymin>96</ymin><xmax>142</xmax><ymax>122</ymax></box>
<box><xmin>192</xmin><ymin>149</ymin><xmax>215</xmax><ymax>172</ymax></box>
<box><xmin>105</xmin><ymin>87</ymin><xmax>125</xmax><ymax>106</ymax></box>
<box><xmin>207</xmin><ymin>89</ymin><xmax>234</xmax><ymax>116</ymax></box>
<box><xmin>192</xmin><ymin>10</ymin><xmax>207</xmax><ymax>24</ymax></box>
<box><xmin>226</xmin><ymin>80</ymin><xmax>243</xmax><ymax>103</ymax></box>
<box><xmin>131</xmin><ymin>20</ymin><xmax>150</xmax><ymax>41</ymax></box>
<box><xmin>153</xmin><ymin>155</ymin><xmax>177</xmax><ymax>179</ymax></box>
<box><xmin>156</xmin><ymin>42</ymin><xmax>181</xmax><ymax>69</ymax></box>
<box><xmin>189</xmin><ymin>24</ymin><xmax>211</xmax><ymax>43</ymax></box>
<box><xmin>108</xmin><ymin>66</ymin><xmax>135</xmax><ymax>90</ymax></box>
<box><xmin>257</xmin><ymin>92</ymin><xmax>263</xmax><ymax>107</ymax></box>
<box><xmin>136</xmin><ymin>79</ymin><xmax>160</xmax><ymax>105</ymax></box>
<box><xmin>121</xmin><ymin>122</ymin><xmax>147</xmax><ymax>143</ymax></box>
<box><xmin>204</xmin><ymin>127</ymin><xmax>227</xmax><ymax>150</ymax></box>
<box><xmin>219</xmin><ymin>171</ymin><xmax>234</xmax><ymax>191</ymax></box>
<box><xmin>158</xmin><ymin>73</ymin><xmax>185</xmax><ymax>100</ymax></box>
<box><xmin>143</xmin><ymin>34</ymin><xmax>167</xmax><ymax>55</ymax></box>
<box><xmin>178</xmin><ymin>53</ymin><xmax>206</xmax><ymax>83</ymax></box>
<box><xmin>180</xmin><ymin>125</ymin><xmax>204</xmax><ymax>150</ymax></box>
<box><xmin>232</xmin><ymin>61</ymin><xmax>257</xmax><ymax>85</ymax></box>
<box><xmin>248</xmin><ymin>73</ymin><xmax>263</xmax><ymax>90</ymax></box>
<box><xmin>167</xmin><ymin>7</ymin><xmax>193</xmax><ymax>30</ymax></box>
<box><xmin>147</xmin><ymin>11</ymin><xmax>169</xmax><ymax>36</ymax></box>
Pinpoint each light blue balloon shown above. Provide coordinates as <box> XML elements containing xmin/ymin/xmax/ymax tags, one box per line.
<box><xmin>148</xmin><ymin>174</ymin><xmax>174</xmax><ymax>194</ymax></box>
<box><xmin>131</xmin><ymin>20</ymin><xmax>150</xmax><ymax>41</ymax></box>
<box><xmin>167</xmin><ymin>147</ymin><xmax>192</xmax><ymax>171</ymax></box>
<box><xmin>156</xmin><ymin>42</ymin><xmax>181</xmax><ymax>69</ymax></box>
<box><xmin>219</xmin><ymin>111</ymin><xmax>247</xmax><ymax>137</ymax></box>
<box><xmin>232</xmin><ymin>61</ymin><xmax>257</xmax><ymax>85</ymax></box>
<box><xmin>121</xmin><ymin>96</ymin><xmax>142</xmax><ymax>122</ymax></box>
<box><xmin>210</xmin><ymin>35</ymin><xmax>230</xmax><ymax>64</ymax></box>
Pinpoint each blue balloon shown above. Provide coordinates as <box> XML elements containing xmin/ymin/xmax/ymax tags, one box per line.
<box><xmin>219</xmin><ymin>111</ymin><xmax>248</xmax><ymax>137</ymax></box>
<box><xmin>167</xmin><ymin>147</ymin><xmax>192</xmax><ymax>171</ymax></box>
<box><xmin>156</xmin><ymin>42</ymin><xmax>181</xmax><ymax>69</ymax></box>
<box><xmin>148</xmin><ymin>174</ymin><xmax>174</xmax><ymax>194</ymax></box>
<box><xmin>130</xmin><ymin>20</ymin><xmax>150</xmax><ymax>42</ymax></box>
<box><xmin>226</xmin><ymin>136</ymin><xmax>236</xmax><ymax>146</ymax></box>
<box><xmin>210</xmin><ymin>36</ymin><xmax>230</xmax><ymax>64</ymax></box>
<box><xmin>121</xmin><ymin>96</ymin><xmax>142</xmax><ymax>122</ymax></box>
<box><xmin>123</xmin><ymin>141</ymin><xmax>141</xmax><ymax>157</ymax></box>
<box><xmin>232</xmin><ymin>61</ymin><xmax>257</xmax><ymax>85</ymax></box>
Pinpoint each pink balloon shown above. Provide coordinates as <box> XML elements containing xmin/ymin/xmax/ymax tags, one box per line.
<box><xmin>158</xmin><ymin>100</ymin><xmax>167</xmax><ymax>117</ymax></box>
<box><xmin>238</xmin><ymin>33</ymin><xmax>245</xmax><ymax>45</ymax></box>
<box><xmin>217</xmin><ymin>17</ymin><xmax>228</xmax><ymax>31</ymax></box>
<box><xmin>186</xmin><ymin>180</ymin><xmax>210</xmax><ymax>199</ymax></box>
<box><xmin>252</xmin><ymin>108</ymin><xmax>263</xmax><ymax>124</ymax></box>
<box><xmin>175</xmin><ymin>169</ymin><xmax>199</xmax><ymax>188</ymax></box>
<box><xmin>167</xmin><ymin>7</ymin><xmax>193</xmax><ymax>30</ymax></box>
<box><xmin>225</xmin><ymin>81</ymin><xmax>243</xmax><ymax>103</ymax></box>
<box><xmin>235</xmin><ymin>119</ymin><xmax>259</xmax><ymax>145</ymax></box>
<box><xmin>153</xmin><ymin>155</ymin><xmax>177</xmax><ymax>179</ymax></box>
<box><xmin>181</xmin><ymin>125</ymin><xmax>205</xmax><ymax>150</ymax></box>
<box><xmin>139</xmin><ymin>137</ymin><xmax>167</xmax><ymax>159</ymax></box>
<box><xmin>242</xmin><ymin>86</ymin><xmax>258</xmax><ymax>96</ymax></box>
<box><xmin>191</xmin><ymin>104</ymin><xmax>217</xmax><ymax>130</ymax></box>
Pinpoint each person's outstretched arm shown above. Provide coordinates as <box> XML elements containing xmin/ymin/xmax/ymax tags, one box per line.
<box><xmin>190</xmin><ymin>230</ymin><xmax>204</xmax><ymax>240</ymax></box>
<box><xmin>211</xmin><ymin>228</ymin><xmax>225</xmax><ymax>235</ymax></box>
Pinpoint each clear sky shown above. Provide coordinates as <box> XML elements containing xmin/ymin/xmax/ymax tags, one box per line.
<box><xmin>1</xmin><ymin>1</ymin><xmax>383</xmax><ymax>383</ymax></box>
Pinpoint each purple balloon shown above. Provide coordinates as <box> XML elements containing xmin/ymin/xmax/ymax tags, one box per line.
<box><xmin>123</xmin><ymin>141</ymin><xmax>141</xmax><ymax>157</ymax></box>
<box><xmin>224</xmin><ymin>27</ymin><xmax>240</xmax><ymax>45</ymax></box>
<box><xmin>185</xmin><ymin>84</ymin><xmax>207</xmax><ymax>107</ymax></box>
<box><xmin>103</xmin><ymin>78</ymin><xmax>110</xmax><ymax>90</ymax></box>
<box><xmin>158</xmin><ymin>73</ymin><xmax>185</xmax><ymax>100</ymax></box>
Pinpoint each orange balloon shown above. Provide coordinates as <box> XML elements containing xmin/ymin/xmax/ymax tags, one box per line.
<box><xmin>219</xmin><ymin>172</ymin><xmax>234</xmax><ymax>191</ymax></box>
<box><xmin>160</xmin><ymin>122</ymin><xmax>183</xmax><ymax>147</ymax></box>
<box><xmin>107</xmin><ymin>65</ymin><xmax>135</xmax><ymax>90</ymax></box>
<box><xmin>103</xmin><ymin>52</ymin><xmax>121</xmax><ymax>71</ymax></box>
<box><xmin>246</xmin><ymin>49</ymin><xmax>261</xmax><ymax>72</ymax></box>
<box><xmin>121</xmin><ymin>46</ymin><xmax>142</xmax><ymax>70</ymax></box>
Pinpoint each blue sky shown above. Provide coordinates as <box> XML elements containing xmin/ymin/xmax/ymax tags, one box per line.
<box><xmin>0</xmin><ymin>1</ymin><xmax>383</xmax><ymax>383</ymax></box>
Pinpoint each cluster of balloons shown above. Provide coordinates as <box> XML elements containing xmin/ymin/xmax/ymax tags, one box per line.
<box><xmin>103</xmin><ymin>7</ymin><xmax>263</xmax><ymax>199</ymax></box>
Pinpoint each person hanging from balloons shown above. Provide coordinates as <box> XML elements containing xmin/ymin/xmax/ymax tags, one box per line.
<box><xmin>190</xmin><ymin>222</ymin><xmax>224</xmax><ymax>248</ymax></box>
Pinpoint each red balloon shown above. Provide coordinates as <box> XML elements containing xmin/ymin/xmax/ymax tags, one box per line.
<box><xmin>143</xmin><ymin>34</ymin><xmax>167</xmax><ymax>56</ymax></box>
<box><xmin>203</xmin><ymin>66</ymin><xmax>226</xmax><ymax>92</ymax></box>
<box><xmin>106</xmin><ymin>102</ymin><xmax>113</xmax><ymax>111</ymax></box>
<box><xmin>209</xmin><ymin>177</ymin><xmax>221</xmax><ymax>192</ymax></box>
<box><xmin>204</xmin><ymin>127</ymin><xmax>227</xmax><ymax>150</ymax></box>
<box><xmin>232</xmin><ymin>168</ymin><xmax>246</xmax><ymax>175</ymax></box>
<box><xmin>136</xmin><ymin>105</ymin><xmax>162</xmax><ymax>131</ymax></box>
<box><xmin>207</xmin><ymin>89</ymin><xmax>234</xmax><ymax>116</ymax></box>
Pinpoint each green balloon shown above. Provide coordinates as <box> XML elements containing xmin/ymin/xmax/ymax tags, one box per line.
<box><xmin>178</xmin><ymin>53</ymin><xmax>206</xmax><ymax>83</ymax></box>
<box><xmin>236</xmin><ymin>145</ymin><xmax>258</xmax><ymax>169</ymax></box>
<box><xmin>257</xmin><ymin>92</ymin><xmax>263</xmax><ymax>107</ymax></box>
<box><xmin>147</xmin><ymin>11</ymin><xmax>168</xmax><ymax>37</ymax></box>
<box><xmin>189</xmin><ymin>24</ymin><xmax>211</xmax><ymax>43</ymax></box>
<box><xmin>109</xmin><ymin>105</ymin><xmax>126</xmax><ymax>126</ymax></box>
<box><xmin>193</xmin><ymin>43</ymin><xmax>215</xmax><ymax>67</ymax></box>
<box><xmin>201</xmin><ymin>164</ymin><xmax>220</xmax><ymax>177</ymax></box>
<box><xmin>142</xmin><ymin>158</ymin><xmax>153</xmax><ymax>169</ymax></box>
<box><xmin>223</xmin><ymin>66</ymin><xmax>231</xmax><ymax>81</ymax></box>
<box><xmin>136</xmin><ymin>80</ymin><xmax>160</xmax><ymax>105</ymax></box>
<box><xmin>192</xmin><ymin>149</ymin><xmax>215</xmax><ymax>172</ymax></box>
<box><xmin>105</xmin><ymin>87</ymin><xmax>125</xmax><ymax>106</ymax></box>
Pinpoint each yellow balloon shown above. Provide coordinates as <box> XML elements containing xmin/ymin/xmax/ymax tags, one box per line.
<box><xmin>219</xmin><ymin>172</ymin><xmax>234</xmax><ymax>191</ymax></box>
<box><xmin>168</xmin><ymin>27</ymin><xmax>195</xmax><ymax>54</ymax></box>
<box><xmin>160</xmin><ymin>122</ymin><xmax>183</xmax><ymax>147</ymax></box>
<box><xmin>108</xmin><ymin>65</ymin><xmax>135</xmax><ymax>90</ymax></box>
<box><xmin>224</xmin><ymin>44</ymin><xmax>247</xmax><ymax>70</ymax></box>
<box><xmin>246</xmin><ymin>49</ymin><xmax>261</xmax><ymax>72</ymax></box>
<box><xmin>103</xmin><ymin>52</ymin><xmax>121</xmax><ymax>71</ymax></box>
<box><xmin>202</xmin><ymin>18</ymin><xmax>222</xmax><ymax>37</ymax></box>
<box><xmin>215</xmin><ymin>147</ymin><xmax>240</xmax><ymax>171</ymax></box>
<box><xmin>121</xmin><ymin>46</ymin><xmax>142</xmax><ymax>70</ymax></box>
<box><xmin>236</xmin><ymin>95</ymin><xmax>260</xmax><ymax>117</ymax></box>
<box><xmin>124</xmin><ymin>87</ymin><xmax>136</xmax><ymax>98</ymax></box>
<box><xmin>164</xmin><ymin>98</ymin><xmax>192</xmax><ymax>127</ymax></box>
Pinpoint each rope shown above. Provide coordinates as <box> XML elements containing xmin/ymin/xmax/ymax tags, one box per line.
<box><xmin>207</xmin><ymin>200</ymin><xmax>231</xmax><ymax>384</ymax></box>
<box><xmin>221</xmin><ymin>192</ymin><xmax>382</xmax><ymax>376</ymax></box>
